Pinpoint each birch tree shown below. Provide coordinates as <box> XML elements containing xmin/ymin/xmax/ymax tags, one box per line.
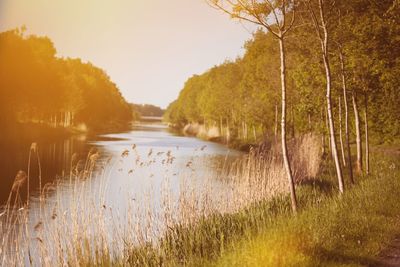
<box><xmin>206</xmin><ymin>0</ymin><xmax>298</xmax><ymax>212</ymax></box>
<box><xmin>304</xmin><ymin>0</ymin><xmax>345</xmax><ymax>193</ymax></box>
<box><xmin>338</xmin><ymin>47</ymin><xmax>354</xmax><ymax>183</ymax></box>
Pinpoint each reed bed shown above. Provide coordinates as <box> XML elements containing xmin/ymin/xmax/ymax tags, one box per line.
<box><xmin>0</xmin><ymin>134</ymin><xmax>322</xmax><ymax>266</ymax></box>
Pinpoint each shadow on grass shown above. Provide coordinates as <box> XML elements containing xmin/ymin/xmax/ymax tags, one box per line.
<box><xmin>300</xmin><ymin>178</ymin><xmax>336</xmax><ymax>195</ymax></box>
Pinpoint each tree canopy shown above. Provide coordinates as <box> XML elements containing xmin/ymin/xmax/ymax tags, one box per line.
<box><xmin>165</xmin><ymin>0</ymin><xmax>400</xmax><ymax>144</ymax></box>
<box><xmin>0</xmin><ymin>29</ymin><xmax>133</xmax><ymax>131</ymax></box>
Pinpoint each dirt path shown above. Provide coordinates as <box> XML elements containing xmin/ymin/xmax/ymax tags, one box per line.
<box><xmin>372</xmin><ymin>237</ymin><xmax>400</xmax><ymax>267</ymax></box>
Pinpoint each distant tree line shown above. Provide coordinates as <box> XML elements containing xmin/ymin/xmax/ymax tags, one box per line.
<box><xmin>0</xmin><ymin>29</ymin><xmax>133</xmax><ymax>132</ymax></box>
<box><xmin>165</xmin><ymin>0</ymin><xmax>400</xmax><ymax>210</ymax></box>
<box><xmin>131</xmin><ymin>104</ymin><xmax>164</xmax><ymax>117</ymax></box>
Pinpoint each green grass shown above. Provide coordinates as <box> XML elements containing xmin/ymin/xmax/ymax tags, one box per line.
<box><xmin>213</xmin><ymin>156</ymin><xmax>400</xmax><ymax>267</ymax></box>
<box><xmin>120</xmin><ymin>153</ymin><xmax>400</xmax><ymax>267</ymax></box>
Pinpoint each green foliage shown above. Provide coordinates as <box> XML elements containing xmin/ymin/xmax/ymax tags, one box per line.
<box><xmin>131</xmin><ymin>104</ymin><xmax>164</xmax><ymax>117</ymax></box>
<box><xmin>165</xmin><ymin>0</ymin><xmax>400</xmax><ymax>144</ymax></box>
<box><xmin>0</xmin><ymin>29</ymin><xmax>132</xmax><ymax>131</ymax></box>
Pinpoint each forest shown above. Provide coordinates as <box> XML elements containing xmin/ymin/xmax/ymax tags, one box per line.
<box><xmin>131</xmin><ymin>104</ymin><xmax>164</xmax><ymax>117</ymax></box>
<box><xmin>0</xmin><ymin>28</ymin><xmax>133</xmax><ymax>132</ymax></box>
<box><xmin>165</xmin><ymin>0</ymin><xmax>399</xmax><ymax>146</ymax></box>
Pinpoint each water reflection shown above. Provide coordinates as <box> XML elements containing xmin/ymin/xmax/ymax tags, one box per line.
<box><xmin>0</xmin><ymin>131</ymin><xmax>89</xmax><ymax>205</ymax></box>
<box><xmin>0</xmin><ymin>121</ymin><xmax>239</xmax><ymax>207</ymax></box>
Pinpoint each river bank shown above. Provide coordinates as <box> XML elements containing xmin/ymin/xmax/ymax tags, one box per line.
<box><xmin>212</xmin><ymin>154</ymin><xmax>400</xmax><ymax>266</ymax></box>
<box><xmin>120</xmin><ymin>149</ymin><xmax>400</xmax><ymax>266</ymax></box>
<box><xmin>171</xmin><ymin>122</ymin><xmax>261</xmax><ymax>152</ymax></box>
<box><xmin>2</xmin><ymin>120</ymin><xmax>399</xmax><ymax>266</ymax></box>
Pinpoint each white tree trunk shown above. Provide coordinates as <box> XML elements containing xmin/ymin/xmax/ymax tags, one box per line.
<box><xmin>326</xmin><ymin>107</ymin><xmax>331</xmax><ymax>153</ymax></box>
<box><xmin>339</xmin><ymin>50</ymin><xmax>354</xmax><ymax>183</ymax></box>
<box><xmin>319</xmin><ymin>0</ymin><xmax>344</xmax><ymax>193</ymax></box>
<box><xmin>352</xmin><ymin>91</ymin><xmax>362</xmax><ymax>175</ymax></box>
<box><xmin>279</xmin><ymin>37</ymin><xmax>297</xmax><ymax>213</ymax></box>
<box><xmin>339</xmin><ymin>97</ymin><xmax>346</xmax><ymax>166</ymax></box>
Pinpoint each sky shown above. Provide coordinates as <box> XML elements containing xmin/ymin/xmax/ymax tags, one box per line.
<box><xmin>0</xmin><ymin>0</ymin><xmax>257</xmax><ymax>108</ymax></box>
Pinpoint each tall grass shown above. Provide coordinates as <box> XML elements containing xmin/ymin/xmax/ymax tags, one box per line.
<box><xmin>0</xmin><ymin>134</ymin><xmax>322</xmax><ymax>266</ymax></box>
<box><xmin>215</xmin><ymin>156</ymin><xmax>400</xmax><ymax>266</ymax></box>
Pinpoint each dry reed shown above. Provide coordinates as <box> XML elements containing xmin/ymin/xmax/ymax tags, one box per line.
<box><xmin>0</xmin><ymin>134</ymin><xmax>322</xmax><ymax>266</ymax></box>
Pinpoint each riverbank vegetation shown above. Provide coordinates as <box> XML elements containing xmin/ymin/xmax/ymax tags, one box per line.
<box><xmin>0</xmin><ymin>28</ymin><xmax>133</xmax><ymax>132</ymax></box>
<box><xmin>0</xmin><ymin>134</ymin><xmax>321</xmax><ymax>266</ymax></box>
<box><xmin>166</xmin><ymin>1</ymin><xmax>399</xmax><ymax>145</ymax></box>
<box><xmin>1</xmin><ymin>138</ymin><xmax>398</xmax><ymax>266</ymax></box>
<box><xmin>131</xmin><ymin>104</ymin><xmax>165</xmax><ymax>118</ymax></box>
<box><xmin>214</xmin><ymin>154</ymin><xmax>400</xmax><ymax>267</ymax></box>
<box><xmin>165</xmin><ymin>0</ymin><xmax>399</xmax><ymax>214</ymax></box>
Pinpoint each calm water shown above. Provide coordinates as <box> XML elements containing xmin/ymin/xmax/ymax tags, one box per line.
<box><xmin>1</xmin><ymin>120</ymin><xmax>239</xmax><ymax>206</ymax></box>
<box><xmin>1</xmin><ymin>120</ymin><xmax>242</xmax><ymax>263</ymax></box>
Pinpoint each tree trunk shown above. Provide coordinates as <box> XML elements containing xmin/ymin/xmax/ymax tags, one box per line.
<box><xmin>352</xmin><ymin>91</ymin><xmax>362</xmax><ymax>175</ymax></box>
<box><xmin>364</xmin><ymin>92</ymin><xmax>370</xmax><ymax>175</ymax></box>
<box><xmin>326</xmin><ymin>106</ymin><xmax>331</xmax><ymax>153</ymax></box>
<box><xmin>322</xmin><ymin>53</ymin><xmax>344</xmax><ymax>193</ymax></box>
<box><xmin>339</xmin><ymin>50</ymin><xmax>354</xmax><ymax>183</ymax></box>
<box><xmin>279</xmin><ymin>37</ymin><xmax>297</xmax><ymax>213</ymax></box>
<box><xmin>339</xmin><ymin>96</ymin><xmax>346</xmax><ymax>166</ymax></box>
<box><xmin>319</xmin><ymin>0</ymin><xmax>345</xmax><ymax>193</ymax></box>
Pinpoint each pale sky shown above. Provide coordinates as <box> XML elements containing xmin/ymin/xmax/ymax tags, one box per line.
<box><xmin>0</xmin><ymin>0</ymin><xmax>257</xmax><ymax>108</ymax></box>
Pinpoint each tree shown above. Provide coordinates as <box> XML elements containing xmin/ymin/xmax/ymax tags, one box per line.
<box><xmin>338</xmin><ymin>46</ymin><xmax>354</xmax><ymax>183</ymax></box>
<box><xmin>206</xmin><ymin>0</ymin><xmax>298</xmax><ymax>212</ymax></box>
<box><xmin>0</xmin><ymin>29</ymin><xmax>133</xmax><ymax>132</ymax></box>
<box><xmin>304</xmin><ymin>0</ymin><xmax>345</xmax><ymax>193</ymax></box>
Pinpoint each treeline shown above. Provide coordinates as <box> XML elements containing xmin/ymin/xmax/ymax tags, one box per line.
<box><xmin>165</xmin><ymin>0</ymin><xmax>399</xmax><ymax>145</ymax></box>
<box><xmin>131</xmin><ymin>104</ymin><xmax>164</xmax><ymax>117</ymax></box>
<box><xmin>0</xmin><ymin>29</ymin><xmax>133</xmax><ymax>132</ymax></box>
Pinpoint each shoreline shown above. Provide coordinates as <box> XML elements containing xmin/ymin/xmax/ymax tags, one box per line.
<box><xmin>169</xmin><ymin>123</ymin><xmax>260</xmax><ymax>152</ymax></box>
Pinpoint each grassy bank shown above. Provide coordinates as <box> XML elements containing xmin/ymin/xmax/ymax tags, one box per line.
<box><xmin>124</xmin><ymin>153</ymin><xmax>399</xmax><ymax>266</ymax></box>
<box><xmin>214</xmin><ymin>157</ymin><xmax>400</xmax><ymax>266</ymax></box>
<box><xmin>2</xmin><ymin>135</ymin><xmax>399</xmax><ymax>266</ymax></box>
